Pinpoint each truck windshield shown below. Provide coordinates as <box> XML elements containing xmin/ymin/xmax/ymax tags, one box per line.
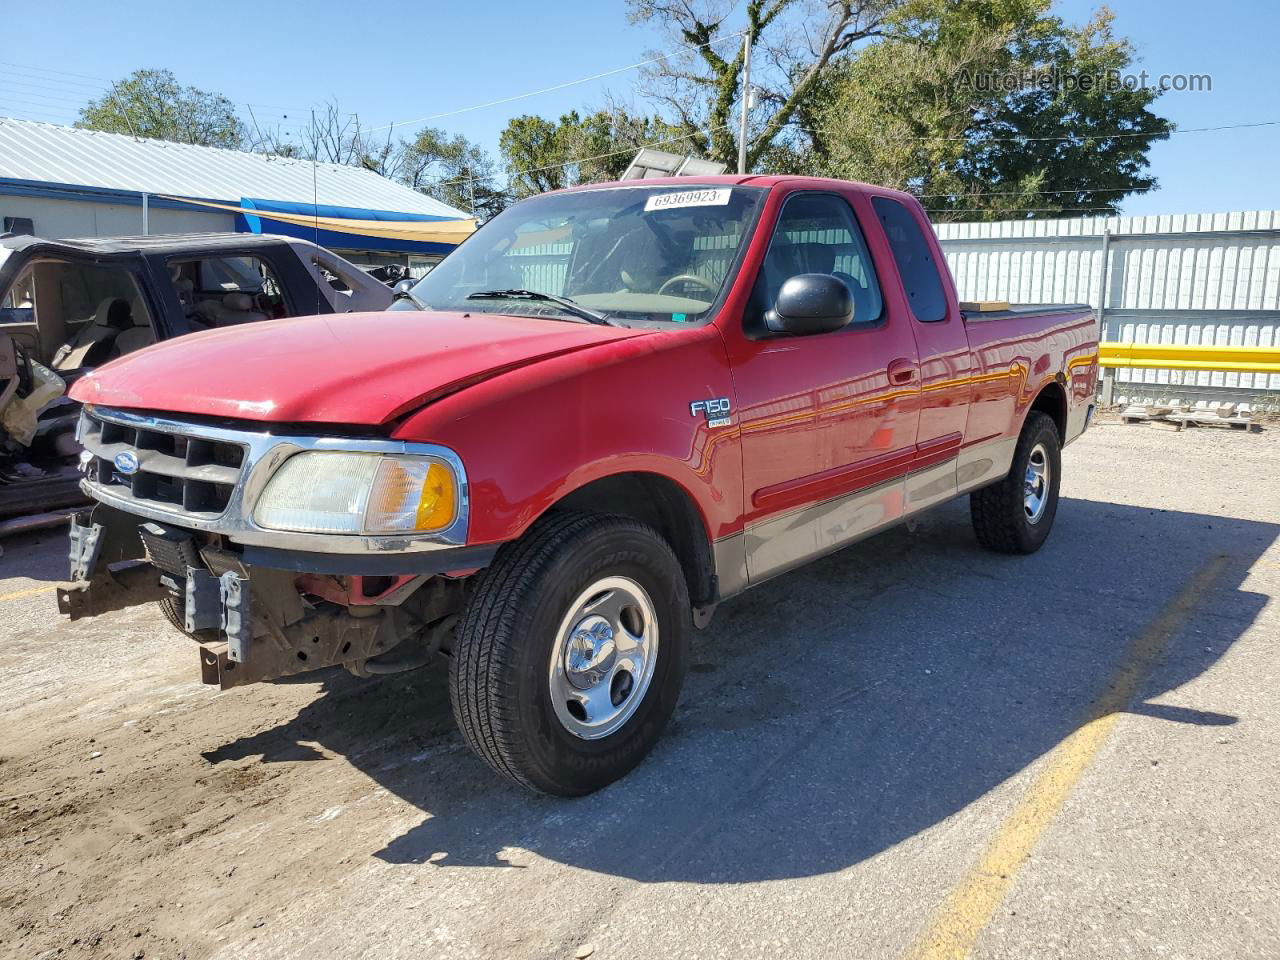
<box><xmin>410</xmin><ymin>185</ymin><xmax>765</xmax><ymax>324</ymax></box>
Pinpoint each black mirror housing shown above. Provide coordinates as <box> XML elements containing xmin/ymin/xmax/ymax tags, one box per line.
<box><xmin>765</xmin><ymin>273</ymin><xmax>854</xmax><ymax>335</ymax></box>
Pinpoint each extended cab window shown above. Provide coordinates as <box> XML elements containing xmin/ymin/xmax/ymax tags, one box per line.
<box><xmin>410</xmin><ymin>185</ymin><xmax>765</xmax><ymax>325</ymax></box>
<box><xmin>752</xmin><ymin>193</ymin><xmax>883</xmax><ymax>331</ymax></box>
<box><xmin>872</xmin><ymin>196</ymin><xmax>947</xmax><ymax>323</ymax></box>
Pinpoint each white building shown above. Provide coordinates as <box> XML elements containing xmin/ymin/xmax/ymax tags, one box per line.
<box><xmin>0</xmin><ymin>117</ymin><xmax>474</xmax><ymax>276</ymax></box>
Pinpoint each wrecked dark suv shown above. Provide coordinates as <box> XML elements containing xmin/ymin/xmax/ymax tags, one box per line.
<box><xmin>0</xmin><ymin>232</ymin><xmax>391</xmax><ymax>519</ymax></box>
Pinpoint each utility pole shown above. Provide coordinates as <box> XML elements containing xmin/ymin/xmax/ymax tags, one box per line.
<box><xmin>738</xmin><ymin>30</ymin><xmax>752</xmax><ymax>174</ymax></box>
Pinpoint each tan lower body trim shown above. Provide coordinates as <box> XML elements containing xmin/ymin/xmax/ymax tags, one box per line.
<box><xmin>712</xmin><ymin>436</ymin><xmax>1019</xmax><ymax>601</ymax></box>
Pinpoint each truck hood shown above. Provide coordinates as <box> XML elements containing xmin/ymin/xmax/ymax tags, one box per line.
<box><xmin>71</xmin><ymin>310</ymin><xmax>648</xmax><ymax>425</ymax></box>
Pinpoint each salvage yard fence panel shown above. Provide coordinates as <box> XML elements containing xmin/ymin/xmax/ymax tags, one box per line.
<box><xmin>936</xmin><ymin>210</ymin><xmax>1280</xmax><ymax>401</ymax></box>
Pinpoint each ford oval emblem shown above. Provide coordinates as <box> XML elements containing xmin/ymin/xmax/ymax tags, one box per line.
<box><xmin>113</xmin><ymin>451</ymin><xmax>140</xmax><ymax>476</ymax></box>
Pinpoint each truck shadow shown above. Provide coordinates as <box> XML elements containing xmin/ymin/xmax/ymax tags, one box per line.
<box><xmin>205</xmin><ymin>497</ymin><xmax>1274</xmax><ymax>883</ymax></box>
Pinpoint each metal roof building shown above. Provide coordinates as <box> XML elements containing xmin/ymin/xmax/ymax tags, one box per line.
<box><xmin>0</xmin><ymin>117</ymin><xmax>474</xmax><ymax>268</ymax></box>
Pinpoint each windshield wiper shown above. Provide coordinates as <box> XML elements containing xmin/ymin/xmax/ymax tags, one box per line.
<box><xmin>466</xmin><ymin>289</ymin><xmax>612</xmax><ymax>325</ymax></box>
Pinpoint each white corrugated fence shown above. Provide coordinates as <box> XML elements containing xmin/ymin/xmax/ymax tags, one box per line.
<box><xmin>935</xmin><ymin>210</ymin><xmax>1280</xmax><ymax>400</ymax></box>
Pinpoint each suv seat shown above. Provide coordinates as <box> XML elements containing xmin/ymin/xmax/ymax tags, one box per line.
<box><xmin>51</xmin><ymin>298</ymin><xmax>135</xmax><ymax>371</ymax></box>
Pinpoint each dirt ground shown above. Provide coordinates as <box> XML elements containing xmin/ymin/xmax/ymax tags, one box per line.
<box><xmin>2</xmin><ymin>421</ymin><xmax>1278</xmax><ymax>960</ymax></box>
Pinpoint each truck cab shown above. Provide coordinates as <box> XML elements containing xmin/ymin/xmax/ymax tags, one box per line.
<box><xmin>58</xmin><ymin>176</ymin><xmax>1098</xmax><ymax>796</ymax></box>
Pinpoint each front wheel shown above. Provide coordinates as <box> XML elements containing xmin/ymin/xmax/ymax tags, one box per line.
<box><xmin>449</xmin><ymin>512</ymin><xmax>689</xmax><ymax>796</ymax></box>
<box><xmin>970</xmin><ymin>411</ymin><xmax>1062</xmax><ymax>554</ymax></box>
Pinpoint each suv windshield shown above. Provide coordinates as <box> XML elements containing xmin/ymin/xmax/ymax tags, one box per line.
<box><xmin>410</xmin><ymin>185</ymin><xmax>765</xmax><ymax>325</ymax></box>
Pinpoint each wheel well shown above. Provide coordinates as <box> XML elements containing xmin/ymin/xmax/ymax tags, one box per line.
<box><xmin>551</xmin><ymin>473</ymin><xmax>716</xmax><ymax>607</ymax></box>
<box><xmin>1029</xmin><ymin>380</ymin><xmax>1067</xmax><ymax>440</ymax></box>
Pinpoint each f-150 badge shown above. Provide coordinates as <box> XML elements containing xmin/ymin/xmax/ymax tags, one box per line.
<box><xmin>690</xmin><ymin>397</ymin><xmax>732</xmax><ymax>428</ymax></box>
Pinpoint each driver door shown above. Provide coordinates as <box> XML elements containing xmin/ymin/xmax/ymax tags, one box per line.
<box><xmin>725</xmin><ymin>190</ymin><xmax>921</xmax><ymax>584</ymax></box>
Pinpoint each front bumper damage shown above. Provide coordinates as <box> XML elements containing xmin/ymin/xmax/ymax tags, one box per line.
<box><xmin>57</xmin><ymin>504</ymin><xmax>454</xmax><ymax>689</ymax></box>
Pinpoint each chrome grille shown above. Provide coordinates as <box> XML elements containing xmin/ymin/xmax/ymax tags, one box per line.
<box><xmin>79</xmin><ymin>407</ymin><xmax>247</xmax><ymax>518</ymax></box>
<box><xmin>73</xmin><ymin>405</ymin><xmax>470</xmax><ymax>554</ymax></box>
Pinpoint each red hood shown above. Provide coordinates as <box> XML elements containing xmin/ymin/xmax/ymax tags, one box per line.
<box><xmin>71</xmin><ymin>310</ymin><xmax>647</xmax><ymax>425</ymax></box>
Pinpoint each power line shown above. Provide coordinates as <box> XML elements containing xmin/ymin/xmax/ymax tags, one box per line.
<box><xmin>924</xmin><ymin>207</ymin><xmax>1120</xmax><ymax>216</ymax></box>
<box><xmin>0</xmin><ymin>71</ymin><xmax>106</xmax><ymax>95</ymax></box>
<box><xmin>367</xmin><ymin>30</ymin><xmax>748</xmax><ymax>133</ymax></box>
<box><xmin>0</xmin><ymin>86</ymin><xmax>101</xmax><ymax>108</ymax></box>
<box><xmin>901</xmin><ymin>119</ymin><xmax>1279</xmax><ymax>143</ymax></box>
<box><xmin>431</xmin><ymin>114</ymin><xmax>1276</xmax><ymax>198</ymax></box>
<box><xmin>0</xmin><ymin>60</ymin><xmax>329</xmax><ymax>122</ymax></box>
<box><xmin>0</xmin><ymin>105</ymin><xmax>80</xmax><ymax>124</ymax></box>
<box><xmin>434</xmin><ymin>123</ymin><xmax>734</xmax><ymax>193</ymax></box>
<box><xmin>0</xmin><ymin>60</ymin><xmax>110</xmax><ymax>83</ymax></box>
<box><xmin>792</xmin><ymin>117</ymin><xmax>1279</xmax><ymax>146</ymax></box>
<box><xmin>915</xmin><ymin>185</ymin><xmax>1156</xmax><ymax>199</ymax></box>
<box><xmin>0</xmin><ymin>97</ymin><xmax>80</xmax><ymax>118</ymax></box>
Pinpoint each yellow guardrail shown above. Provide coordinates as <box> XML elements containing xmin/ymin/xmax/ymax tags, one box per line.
<box><xmin>1099</xmin><ymin>342</ymin><xmax>1280</xmax><ymax>374</ymax></box>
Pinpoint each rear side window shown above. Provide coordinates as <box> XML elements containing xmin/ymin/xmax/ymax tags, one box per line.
<box><xmin>872</xmin><ymin>196</ymin><xmax>947</xmax><ymax>323</ymax></box>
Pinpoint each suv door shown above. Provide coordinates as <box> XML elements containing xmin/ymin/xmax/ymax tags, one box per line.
<box><xmin>724</xmin><ymin>190</ymin><xmax>922</xmax><ymax>584</ymax></box>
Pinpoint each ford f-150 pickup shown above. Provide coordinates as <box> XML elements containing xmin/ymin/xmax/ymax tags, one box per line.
<box><xmin>57</xmin><ymin>176</ymin><xmax>1098</xmax><ymax>795</ymax></box>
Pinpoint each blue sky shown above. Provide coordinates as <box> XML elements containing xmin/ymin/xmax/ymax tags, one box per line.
<box><xmin>0</xmin><ymin>0</ymin><xmax>1275</xmax><ymax>217</ymax></box>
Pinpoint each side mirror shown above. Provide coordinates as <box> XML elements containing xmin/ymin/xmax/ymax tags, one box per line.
<box><xmin>765</xmin><ymin>273</ymin><xmax>854</xmax><ymax>335</ymax></box>
<box><xmin>392</xmin><ymin>279</ymin><xmax>416</xmax><ymax>299</ymax></box>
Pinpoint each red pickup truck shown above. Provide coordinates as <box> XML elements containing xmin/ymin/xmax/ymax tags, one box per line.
<box><xmin>59</xmin><ymin>176</ymin><xmax>1098</xmax><ymax>795</ymax></box>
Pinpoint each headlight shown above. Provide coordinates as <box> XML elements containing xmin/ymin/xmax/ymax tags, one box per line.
<box><xmin>254</xmin><ymin>452</ymin><xmax>459</xmax><ymax>535</ymax></box>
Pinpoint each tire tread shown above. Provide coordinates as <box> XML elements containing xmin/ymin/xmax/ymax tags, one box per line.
<box><xmin>970</xmin><ymin>411</ymin><xmax>1059</xmax><ymax>554</ymax></box>
<box><xmin>450</xmin><ymin>511</ymin><xmax>681</xmax><ymax>792</ymax></box>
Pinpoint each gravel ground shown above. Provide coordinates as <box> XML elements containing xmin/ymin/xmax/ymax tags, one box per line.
<box><xmin>1</xmin><ymin>420</ymin><xmax>1278</xmax><ymax>960</ymax></box>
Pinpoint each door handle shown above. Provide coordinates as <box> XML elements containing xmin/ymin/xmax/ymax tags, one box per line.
<box><xmin>888</xmin><ymin>358</ymin><xmax>918</xmax><ymax>385</ymax></box>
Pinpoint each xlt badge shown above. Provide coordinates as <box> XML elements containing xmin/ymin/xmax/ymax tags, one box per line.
<box><xmin>690</xmin><ymin>397</ymin><xmax>732</xmax><ymax>429</ymax></box>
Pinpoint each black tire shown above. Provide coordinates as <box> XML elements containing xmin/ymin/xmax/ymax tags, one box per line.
<box><xmin>450</xmin><ymin>511</ymin><xmax>690</xmax><ymax>796</ymax></box>
<box><xmin>970</xmin><ymin>411</ymin><xmax>1062</xmax><ymax>554</ymax></box>
<box><xmin>158</xmin><ymin>595</ymin><xmax>188</xmax><ymax>633</ymax></box>
<box><xmin>157</xmin><ymin>594</ymin><xmax>217</xmax><ymax>641</ymax></box>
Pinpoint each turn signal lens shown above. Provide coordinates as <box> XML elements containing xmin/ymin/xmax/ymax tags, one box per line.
<box><xmin>367</xmin><ymin>458</ymin><xmax>457</xmax><ymax>533</ymax></box>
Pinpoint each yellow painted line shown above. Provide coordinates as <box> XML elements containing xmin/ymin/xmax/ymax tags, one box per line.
<box><xmin>906</xmin><ymin>554</ymin><xmax>1229</xmax><ymax>960</ymax></box>
<box><xmin>0</xmin><ymin>584</ymin><xmax>55</xmax><ymax>603</ymax></box>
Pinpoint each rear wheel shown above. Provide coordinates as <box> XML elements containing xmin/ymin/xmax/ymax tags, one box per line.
<box><xmin>970</xmin><ymin>411</ymin><xmax>1062</xmax><ymax>554</ymax></box>
<box><xmin>450</xmin><ymin>512</ymin><xmax>689</xmax><ymax>796</ymax></box>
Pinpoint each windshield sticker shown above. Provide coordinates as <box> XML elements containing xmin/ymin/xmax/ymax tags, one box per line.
<box><xmin>671</xmin><ymin>312</ymin><xmax>688</xmax><ymax>322</ymax></box>
<box><xmin>644</xmin><ymin>188</ymin><xmax>732</xmax><ymax>213</ymax></box>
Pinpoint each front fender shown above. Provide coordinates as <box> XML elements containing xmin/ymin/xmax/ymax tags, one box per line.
<box><xmin>391</xmin><ymin>324</ymin><xmax>744</xmax><ymax>547</ymax></box>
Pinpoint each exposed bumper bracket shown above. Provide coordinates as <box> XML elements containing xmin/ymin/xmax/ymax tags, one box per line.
<box><xmin>184</xmin><ymin>567</ymin><xmax>221</xmax><ymax>633</ymax></box>
<box><xmin>196</xmin><ymin>606</ymin><xmax>406</xmax><ymax>689</ymax></box>
<box><xmin>219</xmin><ymin>571</ymin><xmax>252</xmax><ymax>662</ymax></box>
<box><xmin>57</xmin><ymin>562</ymin><xmax>166</xmax><ymax>620</ymax></box>
<box><xmin>58</xmin><ymin>506</ymin><xmax>159</xmax><ymax>620</ymax></box>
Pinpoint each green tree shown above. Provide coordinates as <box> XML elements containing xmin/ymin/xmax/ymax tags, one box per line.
<box><xmin>76</xmin><ymin>69</ymin><xmax>246</xmax><ymax>148</ymax></box>
<box><xmin>627</xmin><ymin>0</ymin><xmax>897</xmax><ymax>171</ymax></box>
<box><xmin>395</xmin><ymin>126</ymin><xmax>510</xmax><ymax>219</ymax></box>
<box><xmin>805</xmin><ymin>2</ymin><xmax>1171</xmax><ymax>219</ymax></box>
<box><xmin>499</xmin><ymin>114</ymin><xmax>567</xmax><ymax>195</ymax></box>
<box><xmin>499</xmin><ymin>108</ymin><xmax>684</xmax><ymax>197</ymax></box>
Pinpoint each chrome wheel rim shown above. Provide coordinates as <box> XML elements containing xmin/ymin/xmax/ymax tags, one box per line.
<box><xmin>1024</xmin><ymin>442</ymin><xmax>1050</xmax><ymax>523</ymax></box>
<box><xmin>548</xmin><ymin>576</ymin><xmax>659</xmax><ymax>740</ymax></box>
